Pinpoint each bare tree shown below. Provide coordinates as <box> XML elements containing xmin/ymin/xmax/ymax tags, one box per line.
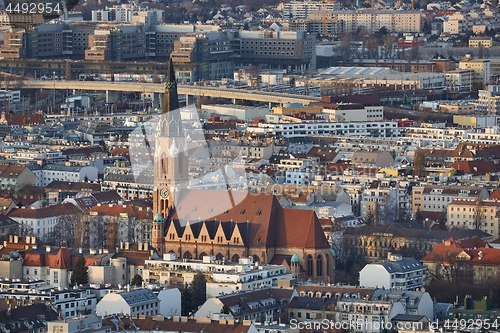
<box><xmin>382</xmin><ymin>34</ymin><xmax>396</xmax><ymax>60</ymax></box>
<box><xmin>45</xmin><ymin>214</ymin><xmax>78</xmax><ymax>247</ymax></box>
<box><xmin>473</xmin><ymin>199</ymin><xmax>486</xmax><ymax>230</ymax></box>
<box><xmin>341</xmin><ymin>33</ymin><xmax>352</xmax><ymax>59</ymax></box>
<box><xmin>413</xmin><ymin>148</ymin><xmax>426</xmax><ymax>177</ymax></box>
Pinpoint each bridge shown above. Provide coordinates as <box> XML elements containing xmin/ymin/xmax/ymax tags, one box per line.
<box><xmin>14</xmin><ymin>80</ymin><xmax>321</xmax><ymax>106</ymax></box>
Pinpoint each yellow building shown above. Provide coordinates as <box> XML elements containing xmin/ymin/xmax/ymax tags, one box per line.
<box><xmin>469</xmin><ymin>37</ymin><xmax>493</xmax><ymax>48</ymax></box>
<box><xmin>447</xmin><ymin>199</ymin><xmax>500</xmax><ymax>238</ymax></box>
<box><xmin>458</xmin><ymin>58</ymin><xmax>491</xmax><ymax>86</ymax></box>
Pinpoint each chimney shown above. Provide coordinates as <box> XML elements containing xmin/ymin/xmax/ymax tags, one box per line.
<box><xmin>8</xmin><ymin>235</ymin><xmax>13</xmax><ymax>243</ymax></box>
<box><xmin>120</xmin><ymin>242</ymin><xmax>124</xmax><ymax>250</ymax></box>
<box><xmin>79</xmin><ymin>248</ymin><xmax>82</xmax><ymax>254</ymax></box>
<box><xmin>13</xmin><ymin>236</ymin><xmax>18</xmax><ymax>244</ymax></box>
<box><xmin>46</xmin><ymin>245</ymin><xmax>51</xmax><ymax>253</ymax></box>
<box><xmin>138</xmin><ymin>243</ymin><xmax>143</xmax><ymax>251</ymax></box>
<box><xmin>31</xmin><ymin>237</ymin><xmax>36</xmax><ymax>244</ymax></box>
<box><xmin>25</xmin><ymin>237</ymin><xmax>30</xmax><ymax>244</ymax></box>
<box><xmin>125</xmin><ymin>242</ymin><xmax>129</xmax><ymax>250</ymax></box>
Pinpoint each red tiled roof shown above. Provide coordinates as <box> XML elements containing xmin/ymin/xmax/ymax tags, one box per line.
<box><xmin>449</xmin><ymin>160</ymin><xmax>500</xmax><ymax>176</ymax></box>
<box><xmin>3</xmin><ymin>113</ymin><xmax>45</xmax><ymax>127</ymax></box>
<box><xmin>8</xmin><ymin>203</ymin><xmax>81</xmax><ymax>219</ymax></box>
<box><xmin>167</xmin><ymin>190</ymin><xmax>329</xmax><ymax>250</ymax></box>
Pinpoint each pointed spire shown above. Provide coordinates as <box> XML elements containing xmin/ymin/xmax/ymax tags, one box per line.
<box><xmin>163</xmin><ymin>57</ymin><xmax>180</xmax><ymax>114</ymax></box>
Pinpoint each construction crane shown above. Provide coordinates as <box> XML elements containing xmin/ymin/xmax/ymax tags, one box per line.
<box><xmin>322</xmin><ymin>0</ymin><xmax>336</xmax><ymax>36</ymax></box>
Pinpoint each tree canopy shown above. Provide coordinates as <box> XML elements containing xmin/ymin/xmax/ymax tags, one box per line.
<box><xmin>70</xmin><ymin>255</ymin><xmax>88</xmax><ymax>287</ymax></box>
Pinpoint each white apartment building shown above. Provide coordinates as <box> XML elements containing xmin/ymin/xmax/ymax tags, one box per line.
<box><xmin>95</xmin><ymin>288</ymin><xmax>160</xmax><ymax>317</ymax></box>
<box><xmin>8</xmin><ymin>203</ymin><xmax>81</xmax><ymax>240</ymax></box>
<box><xmin>447</xmin><ymin>199</ymin><xmax>500</xmax><ymax>238</ymax></box>
<box><xmin>39</xmin><ymin>164</ymin><xmax>98</xmax><ymax>187</ymax></box>
<box><xmin>411</xmin><ymin>185</ymin><xmax>489</xmax><ymax>215</ymax></box>
<box><xmin>143</xmin><ymin>254</ymin><xmax>291</xmax><ymax>297</ymax></box>
<box><xmin>359</xmin><ymin>253</ymin><xmax>426</xmax><ymax>291</ymax></box>
<box><xmin>247</xmin><ymin>121</ymin><xmax>400</xmax><ymax>138</ymax></box>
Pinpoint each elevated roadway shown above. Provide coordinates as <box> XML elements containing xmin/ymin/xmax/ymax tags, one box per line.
<box><xmin>14</xmin><ymin>80</ymin><xmax>321</xmax><ymax>105</ymax></box>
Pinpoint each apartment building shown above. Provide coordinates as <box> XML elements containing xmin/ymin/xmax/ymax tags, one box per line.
<box><xmin>290</xmin><ymin>10</ymin><xmax>422</xmax><ymax>34</ymax></box>
<box><xmin>170</xmin><ymin>34</ymin><xmax>209</xmax><ymax>84</ymax></box>
<box><xmin>458</xmin><ymin>58</ymin><xmax>491</xmax><ymax>86</ymax></box>
<box><xmin>288</xmin><ymin>285</ymin><xmax>433</xmax><ymax>333</ymax></box>
<box><xmin>359</xmin><ymin>253</ymin><xmax>426</xmax><ymax>291</ymax></box>
<box><xmin>96</xmin><ymin>289</ymin><xmax>160</xmax><ymax>317</ymax></box>
<box><xmin>469</xmin><ymin>37</ymin><xmax>493</xmax><ymax>48</ymax></box>
<box><xmin>8</xmin><ymin>203</ymin><xmax>81</xmax><ymax>240</ymax></box>
<box><xmin>411</xmin><ymin>185</ymin><xmax>488</xmax><ymax>215</ymax></box>
<box><xmin>248</xmin><ymin>121</ymin><xmax>401</xmax><ymax>138</ymax></box>
<box><xmin>477</xmin><ymin>85</ymin><xmax>500</xmax><ymax>114</ymax></box>
<box><xmin>236</xmin><ymin>31</ymin><xmax>316</xmax><ymax>73</ymax></box>
<box><xmin>447</xmin><ymin>199</ymin><xmax>500</xmax><ymax>238</ymax></box>
<box><xmin>360</xmin><ymin>180</ymin><xmax>399</xmax><ymax>225</ymax></box>
<box><xmin>85</xmin><ymin>25</ymin><xmax>147</xmax><ymax>62</ymax></box>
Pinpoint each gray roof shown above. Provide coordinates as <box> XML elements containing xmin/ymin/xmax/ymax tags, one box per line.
<box><xmin>372</xmin><ymin>290</ymin><xmax>426</xmax><ymax>309</ymax></box>
<box><xmin>378</xmin><ymin>257</ymin><xmax>424</xmax><ymax>274</ymax></box>
<box><xmin>118</xmin><ymin>289</ymin><xmax>159</xmax><ymax>306</ymax></box>
<box><xmin>391</xmin><ymin>314</ymin><xmax>428</xmax><ymax>322</ymax></box>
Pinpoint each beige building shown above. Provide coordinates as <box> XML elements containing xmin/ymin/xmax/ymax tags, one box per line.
<box><xmin>459</xmin><ymin>58</ymin><xmax>491</xmax><ymax>86</ymax></box>
<box><xmin>439</xmin><ymin>103</ymin><xmax>475</xmax><ymax>114</ymax></box>
<box><xmin>447</xmin><ymin>199</ymin><xmax>500</xmax><ymax>238</ymax></box>
<box><xmin>411</xmin><ymin>185</ymin><xmax>489</xmax><ymax>215</ymax></box>
<box><xmin>469</xmin><ymin>37</ymin><xmax>492</xmax><ymax>48</ymax></box>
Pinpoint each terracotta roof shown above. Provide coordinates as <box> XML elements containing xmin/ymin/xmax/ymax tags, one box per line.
<box><xmin>3</xmin><ymin>113</ymin><xmax>45</xmax><ymax>127</ymax></box>
<box><xmin>422</xmin><ymin>237</ymin><xmax>498</xmax><ymax>265</ymax></box>
<box><xmin>85</xmin><ymin>202</ymin><xmax>152</xmax><ymax>220</ymax></box>
<box><xmin>167</xmin><ymin>190</ymin><xmax>328</xmax><ymax>249</ymax></box>
<box><xmin>490</xmin><ymin>190</ymin><xmax>500</xmax><ymax>200</ymax></box>
<box><xmin>8</xmin><ymin>203</ymin><xmax>81</xmax><ymax>219</ymax></box>
<box><xmin>23</xmin><ymin>246</ymin><xmax>105</xmax><ymax>268</ymax></box>
<box><xmin>102</xmin><ymin>317</ymin><xmax>254</xmax><ymax>333</ymax></box>
<box><xmin>50</xmin><ymin>247</ymin><xmax>71</xmax><ymax>269</ymax></box>
<box><xmin>449</xmin><ymin>160</ymin><xmax>499</xmax><ymax>176</ymax></box>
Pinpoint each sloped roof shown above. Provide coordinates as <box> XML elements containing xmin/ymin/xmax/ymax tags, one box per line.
<box><xmin>8</xmin><ymin>203</ymin><xmax>81</xmax><ymax>219</ymax></box>
<box><xmin>0</xmin><ymin>164</ymin><xmax>28</xmax><ymax>179</ymax></box>
<box><xmin>166</xmin><ymin>190</ymin><xmax>329</xmax><ymax>249</ymax></box>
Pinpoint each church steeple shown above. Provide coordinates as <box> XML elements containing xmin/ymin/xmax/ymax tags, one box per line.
<box><xmin>163</xmin><ymin>57</ymin><xmax>180</xmax><ymax>113</ymax></box>
<box><xmin>153</xmin><ymin>57</ymin><xmax>189</xmax><ymax>236</ymax></box>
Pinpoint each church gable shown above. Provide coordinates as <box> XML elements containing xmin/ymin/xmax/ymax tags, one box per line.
<box><xmin>214</xmin><ymin>222</ymin><xmax>228</xmax><ymax>244</ymax></box>
<box><xmin>182</xmin><ymin>222</ymin><xmax>195</xmax><ymax>242</ymax></box>
<box><xmin>197</xmin><ymin>222</ymin><xmax>211</xmax><ymax>243</ymax></box>
<box><xmin>165</xmin><ymin>221</ymin><xmax>180</xmax><ymax>242</ymax></box>
<box><xmin>230</xmin><ymin>223</ymin><xmax>245</xmax><ymax>246</ymax></box>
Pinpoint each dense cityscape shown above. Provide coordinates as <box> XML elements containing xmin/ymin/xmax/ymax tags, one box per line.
<box><xmin>1</xmin><ymin>0</ymin><xmax>500</xmax><ymax>332</ymax></box>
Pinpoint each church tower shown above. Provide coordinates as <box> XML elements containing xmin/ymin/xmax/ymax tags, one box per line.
<box><xmin>152</xmin><ymin>58</ymin><xmax>189</xmax><ymax>255</ymax></box>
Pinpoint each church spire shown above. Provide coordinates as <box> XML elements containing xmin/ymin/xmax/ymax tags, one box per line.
<box><xmin>163</xmin><ymin>57</ymin><xmax>180</xmax><ymax>113</ymax></box>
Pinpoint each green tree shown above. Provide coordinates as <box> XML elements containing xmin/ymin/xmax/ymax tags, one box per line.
<box><xmin>365</xmin><ymin>208</ymin><xmax>376</xmax><ymax>226</ymax></box>
<box><xmin>131</xmin><ymin>274</ymin><xmax>143</xmax><ymax>286</ymax></box>
<box><xmin>70</xmin><ymin>255</ymin><xmax>88</xmax><ymax>287</ymax></box>
<box><xmin>181</xmin><ymin>284</ymin><xmax>192</xmax><ymax>316</ymax></box>
<box><xmin>190</xmin><ymin>272</ymin><xmax>207</xmax><ymax>313</ymax></box>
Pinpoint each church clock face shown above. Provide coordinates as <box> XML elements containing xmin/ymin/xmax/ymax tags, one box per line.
<box><xmin>160</xmin><ymin>188</ymin><xmax>169</xmax><ymax>199</ymax></box>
